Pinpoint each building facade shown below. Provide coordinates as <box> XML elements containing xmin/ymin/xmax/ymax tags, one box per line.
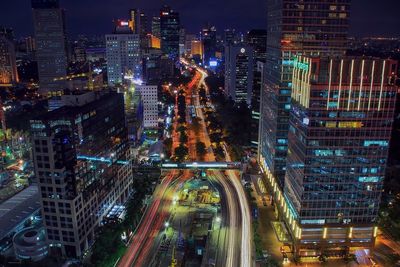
<box><xmin>260</xmin><ymin>0</ymin><xmax>350</xmax><ymax>189</ymax></box>
<box><xmin>202</xmin><ymin>25</ymin><xmax>217</xmax><ymax>67</ymax></box>
<box><xmin>106</xmin><ymin>22</ymin><xmax>141</xmax><ymax>86</ymax></box>
<box><xmin>32</xmin><ymin>0</ymin><xmax>68</xmax><ymax>95</ymax></box>
<box><xmin>224</xmin><ymin>44</ymin><xmax>254</xmax><ymax>105</ymax></box>
<box><xmin>30</xmin><ymin>91</ymin><xmax>133</xmax><ymax>257</ymax></box>
<box><xmin>275</xmin><ymin>56</ymin><xmax>398</xmax><ymax>256</ymax></box>
<box><xmin>151</xmin><ymin>16</ymin><xmax>161</xmax><ymax>39</ymax></box>
<box><xmin>160</xmin><ymin>5</ymin><xmax>180</xmax><ymax>59</ymax></box>
<box><xmin>247</xmin><ymin>29</ymin><xmax>267</xmax><ymax>148</ymax></box>
<box><xmin>0</xmin><ymin>34</ymin><xmax>18</xmax><ymax>85</ymax></box>
<box><xmin>137</xmin><ymin>85</ymin><xmax>159</xmax><ymax>129</ymax></box>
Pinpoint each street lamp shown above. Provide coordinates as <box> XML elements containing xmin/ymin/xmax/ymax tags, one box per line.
<box><xmin>164</xmin><ymin>221</ymin><xmax>170</xmax><ymax>228</ymax></box>
<box><xmin>216</xmin><ymin>217</ymin><xmax>221</xmax><ymax>223</ymax></box>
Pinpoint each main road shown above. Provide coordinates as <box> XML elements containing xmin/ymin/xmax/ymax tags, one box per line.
<box><xmin>118</xmin><ymin>61</ymin><xmax>253</xmax><ymax>267</ymax></box>
<box><xmin>187</xmin><ymin>61</ymin><xmax>253</xmax><ymax>267</ymax></box>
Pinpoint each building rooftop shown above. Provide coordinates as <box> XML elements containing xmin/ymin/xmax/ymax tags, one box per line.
<box><xmin>0</xmin><ymin>185</ymin><xmax>41</xmax><ymax>239</ymax></box>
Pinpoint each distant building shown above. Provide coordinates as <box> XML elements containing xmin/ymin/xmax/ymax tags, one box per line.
<box><xmin>281</xmin><ymin>56</ymin><xmax>398</xmax><ymax>257</ymax></box>
<box><xmin>202</xmin><ymin>25</ymin><xmax>217</xmax><ymax>66</ymax></box>
<box><xmin>179</xmin><ymin>28</ymin><xmax>186</xmax><ymax>56</ymax></box>
<box><xmin>160</xmin><ymin>5</ymin><xmax>180</xmax><ymax>59</ymax></box>
<box><xmin>224</xmin><ymin>44</ymin><xmax>254</xmax><ymax>105</ymax></box>
<box><xmin>137</xmin><ymin>85</ymin><xmax>158</xmax><ymax>129</ymax></box>
<box><xmin>151</xmin><ymin>16</ymin><xmax>161</xmax><ymax>39</ymax></box>
<box><xmin>32</xmin><ymin>0</ymin><xmax>68</xmax><ymax>95</ymax></box>
<box><xmin>224</xmin><ymin>29</ymin><xmax>238</xmax><ymax>45</ymax></box>
<box><xmin>106</xmin><ymin>21</ymin><xmax>141</xmax><ymax>86</ymax></box>
<box><xmin>0</xmin><ymin>31</ymin><xmax>18</xmax><ymax>86</ymax></box>
<box><xmin>30</xmin><ymin>90</ymin><xmax>133</xmax><ymax>257</ymax></box>
<box><xmin>184</xmin><ymin>34</ymin><xmax>196</xmax><ymax>55</ymax></box>
<box><xmin>191</xmin><ymin>40</ymin><xmax>203</xmax><ymax>58</ymax></box>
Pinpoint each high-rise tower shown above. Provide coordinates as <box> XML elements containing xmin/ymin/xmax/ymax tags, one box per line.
<box><xmin>32</xmin><ymin>0</ymin><xmax>68</xmax><ymax>96</ymax></box>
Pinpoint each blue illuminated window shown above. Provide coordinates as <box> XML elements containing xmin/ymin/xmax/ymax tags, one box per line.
<box><xmin>363</xmin><ymin>140</ymin><xmax>389</xmax><ymax>147</ymax></box>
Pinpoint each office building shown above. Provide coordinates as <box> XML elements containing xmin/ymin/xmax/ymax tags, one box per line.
<box><xmin>247</xmin><ymin>29</ymin><xmax>267</xmax><ymax>148</ymax></box>
<box><xmin>0</xmin><ymin>32</ymin><xmax>18</xmax><ymax>85</ymax></box>
<box><xmin>160</xmin><ymin>5</ymin><xmax>180</xmax><ymax>59</ymax></box>
<box><xmin>224</xmin><ymin>29</ymin><xmax>237</xmax><ymax>45</ymax></box>
<box><xmin>151</xmin><ymin>16</ymin><xmax>161</xmax><ymax>39</ymax></box>
<box><xmin>137</xmin><ymin>85</ymin><xmax>158</xmax><ymax>129</ymax></box>
<box><xmin>30</xmin><ymin>91</ymin><xmax>133</xmax><ymax>257</ymax></box>
<box><xmin>32</xmin><ymin>0</ymin><xmax>68</xmax><ymax>95</ymax></box>
<box><xmin>224</xmin><ymin>44</ymin><xmax>254</xmax><ymax>105</ymax></box>
<box><xmin>259</xmin><ymin>0</ymin><xmax>350</xmax><ymax>189</ymax></box>
<box><xmin>179</xmin><ymin>28</ymin><xmax>186</xmax><ymax>56</ymax></box>
<box><xmin>191</xmin><ymin>40</ymin><xmax>203</xmax><ymax>58</ymax></box>
<box><xmin>202</xmin><ymin>25</ymin><xmax>217</xmax><ymax>66</ymax></box>
<box><xmin>106</xmin><ymin>21</ymin><xmax>141</xmax><ymax>86</ymax></box>
<box><xmin>276</xmin><ymin>56</ymin><xmax>398</xmax><ymax>256</ymax></box>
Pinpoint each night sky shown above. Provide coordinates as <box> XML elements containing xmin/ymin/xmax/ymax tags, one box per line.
<box><xmin>1</xmin><ymin>0</ymin><xmax>400</xmax><ymax>38</ymax></box>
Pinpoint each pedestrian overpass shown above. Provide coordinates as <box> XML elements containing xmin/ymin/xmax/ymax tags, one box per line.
<box><xmin>161</xmin><ymin>162</ymin><xmax>242</xmax><ymax>170</ymax></box>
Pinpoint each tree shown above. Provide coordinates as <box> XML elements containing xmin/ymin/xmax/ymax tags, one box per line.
<box><xmin>175</xmin><ymin>145</ymin><xmax>188</xmax><ymax>162</ymax></box>
<box><xmin>179</xmin><ymin>132</ymin><xmax>188</xmax><ymax>143</ymax></box>
<box><xmin>196</xmin><ymin>141</ymin><xmax>207</xmax><ymax>159</ymax></box>
<box><xmin>163</xmin><ymin>138</ymin><xmax>173</xmax><ymax>158</ymax></box>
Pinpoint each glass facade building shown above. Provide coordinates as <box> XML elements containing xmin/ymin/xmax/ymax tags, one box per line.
<box><xmin>160</xmin><ymin>5</ymin><xmax>180</xmax><ymax>59</ymax></box>
<box><xmin>281</xmin><ymin>56</ymin><xmax>397</xmax><ymax>255</ymax></box>
<box><xmin>32</xmin><ymin>0</ymin><xmax>68</xmax><ymax>95</ymax></box>
<box><xmin>224</xmin><ymin>45</ymin><xmax>254</xmax><ymax>105</ymax></box>
<box><xmin>260</xmin><ymin>0</ymin><xmax>350</xmax><ymax>188</ymax></box>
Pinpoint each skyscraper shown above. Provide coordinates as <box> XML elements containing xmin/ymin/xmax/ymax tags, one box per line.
<box><xmin>278</xmin><ymin>56</ymin><xmax>397</xmax><ymax>256</ymax></box>
<box><xmin>247</xmin><ymin>29</ymin><xmax>267</xmax><ymax>148</ymax></box>
<box><xmin>30</xmin><ymin>91</ymin><xmax>133</xmax><ymax>257</ymax></box>
<box><xmin>224</xmin><ymin>44</ymin><xmax>254</xmax><ymax>105</ymax></box>
<box><xmin>151</xmin><ymin>16</ymin><xmax>161</xmax><ymax>39</ymax></box>
<box><xmin>0</xmin><ymin>28</ymin><xmax>18</xmax><ymax>85</ymax></box>
<box><xmin>32</xmin><ymin>0</ymin><xmax>68</xmax><ymax>95</ymax></box>
<box><xmin>259</xmin><ymin>0</ymin><xmax>350</xmax><ymax>188</ymax></box>
<box><xmin>106</xmin><ymin>21</ymin><xmax>141</xmax><ymax>86</ymax></box>
<box><xmin>202</xmin><ymin>25</ymin><xmax>217</xmax><ymax>66</ymax></box>
<box><xmin>160</xmin><ymin>5</ymin><xmax>180</xmax><ymax>59</ymax></box>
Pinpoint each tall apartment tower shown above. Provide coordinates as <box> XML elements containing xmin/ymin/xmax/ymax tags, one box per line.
<box><xmin>30</xmin><ymin>91</ymin><xmax>133</xmax><ymax>257</ymax></box>
<box><xmin>224</xmin><ymin>45</ymin><xmax>254</xmax><ymax>105</ymax></box>
<box><xmin>160</xmin><ymin>5</ymin><xmax>180</xmax><ymax>59</ymax></box>
<box><xmin>0</xmin><ymin>29</ymin><xmax>18</xmax><ymax>85</ymax></box>
<box><xmin>32</xmin><ymin>0</ymin><xmax>68</xmax><ymax>96</ymax></box>
<box><xmin>259</xmin><ymin>0</ymin><xmax>350</xmax><ymax>189</ymax></box>
<box><xmin>275</xmin><ymin>57</ymin><xmax>398</xmax><ymax>256</ymax></box>
<box><xmin>106</xmin><ymin>21</ymin><xmax>141</xmax><ymax>86</ymax></box>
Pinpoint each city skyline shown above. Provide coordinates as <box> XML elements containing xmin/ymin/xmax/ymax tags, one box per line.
<box><xmin>0</xmin><ymin>0</ymin><xmax>399</xmax><ymax>37</ymax></box>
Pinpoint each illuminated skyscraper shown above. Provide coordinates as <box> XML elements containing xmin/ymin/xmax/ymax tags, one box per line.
<box><xmin>280</xmin><ymin>56</ymin><xmax>398</xmax><ymax>256</ymax></box>
<box><xmin>32</xmin><ymin>0</ymin><xmax>68</xmax><ymax>95</ymax></box>
<box><xmin>259</xmin><ymin>0</ymin><xmax>350</xmax><ymax>188</ymax></box>
<box><xmin>224</xmin><ymin>44</ymin><xmax>254</xmax><ymax>105</ymax></box>
<box><xmin>30</xmin><ymin>91</ymin><xmax>133</xmax><ymax>257</ymax></box>
<box><xmin>160</xmin><ymin>5</ymin><xmax>180</xmax><ymax>59</ymax></box>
